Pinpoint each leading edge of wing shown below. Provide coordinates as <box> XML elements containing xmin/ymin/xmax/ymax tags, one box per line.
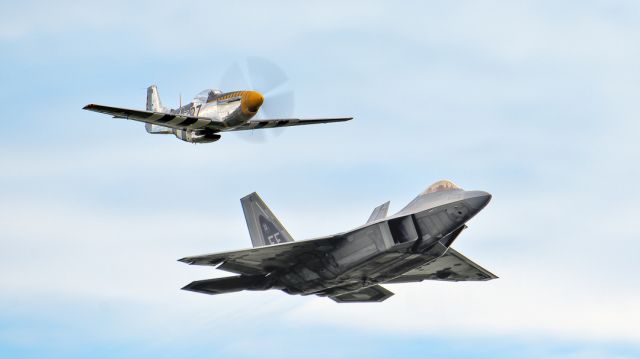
<box><xmin>229</xmin><ymin>117</ymin><xmax>353</xmax><ymax>131</ymax></box>
<box><xmin>83</xmin><ymin>103</ymin><xmax>217</xmax><ymax>130</ymax></box>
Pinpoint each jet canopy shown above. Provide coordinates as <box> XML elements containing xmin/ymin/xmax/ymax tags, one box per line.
<box><xmin>423</xmin><ymin>180</ymin><xmax>462</xmax><ymax>194</ymax></box>
<box><xmin>193</xmin><ymin>89</ymin><xmax>221</xmax><ymax>104</ymax></box>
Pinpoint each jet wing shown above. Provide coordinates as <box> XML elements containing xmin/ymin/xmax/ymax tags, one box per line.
<box><xmin>386</xmin><ymin>248</ymin><xmax>498</xmax><ymax>283</ymax></box>
<box><xmin>330</xmin><ymin>285</ymin><xmax>394</xmax><ymax>303</ymax></box>
<box><xmin>229</xmin><ymin>117</ymin><xmax>352</xmax><ymax>131</ymax></box>
<box><xmin>83</xmin><ymin>104</ymin><xmax>220</xmax><ymax>130</ymax></box>
<box><xmin>179</xmin><ymin>236</ymin><xmax>337</xmax><ymax>276</ymax></box>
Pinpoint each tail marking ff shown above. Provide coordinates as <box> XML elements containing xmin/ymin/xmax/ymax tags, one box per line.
<box><xmin>241</xmin><ymin>192</ymin><xmax>294</xmax><ymax>247</ymax></box>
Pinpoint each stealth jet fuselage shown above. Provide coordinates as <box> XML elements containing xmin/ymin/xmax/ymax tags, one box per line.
<box><xmin>180</xmin><ymin>180</ymin><xmax>496</xmax><ymax>302</ymax></box>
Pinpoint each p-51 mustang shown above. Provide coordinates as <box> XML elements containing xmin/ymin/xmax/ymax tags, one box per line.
<box><xmin>83</xmin><ymin>86</ymin><xmax>352</xmax><ymax>143</ymax></box>
<box><xmin>180</xmin><ymin>180</ymin><xmax>497</xmax><ymax>303</ymax></box>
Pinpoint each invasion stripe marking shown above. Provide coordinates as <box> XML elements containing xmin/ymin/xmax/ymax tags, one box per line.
<box><xmin>178</xmin><ymin>118</ymin><xmax>198</xmax><ymax>126</ymax></box>
<box><xmin>147</xmin><ymin>113</ymin><xmax>165</xmax><ymax>122</ymax></box>
<box><xmin>141</xmin><ymin>112</ymin><xmax>157</xmax><ymax>119</ymax></box>
<box><xmin>166</xmin><ymin>116</ymin><xmax>188</xmax><ymax>126</ymax></box>
<box><xmin>155</xmin><ymin>114</ymin><xmax>176</xmax><ymax>123</ymax></box>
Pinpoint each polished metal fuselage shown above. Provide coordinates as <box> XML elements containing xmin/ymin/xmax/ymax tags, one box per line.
<box><xmin>168</xmin><ymin>91</ymin><xmax>262</xmax><ymax>143</ymax></box>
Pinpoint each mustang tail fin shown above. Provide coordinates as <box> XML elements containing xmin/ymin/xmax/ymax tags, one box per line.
<box><xmin>241</xmin><ymin>192</ymin><xmax>294</xmax><ymax>247</ymax></box>
<box><xmin>146</xmin><ymin>85</ymin><xmax>164</xmax><ymax>111</ymax></box>
<box><xmin>145</xmin><ymin>85</ymin><xmax>172</xmax><ymax>134</ymax></box>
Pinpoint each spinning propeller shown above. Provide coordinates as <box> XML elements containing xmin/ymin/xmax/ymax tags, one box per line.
<box><xmin>220</xmin><ymin>57</ymin><xmax>295</xmax><ymax>142</ymax></box>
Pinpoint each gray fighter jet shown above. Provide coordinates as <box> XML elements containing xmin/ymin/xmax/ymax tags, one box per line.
<box><xmin>180</xmin><ymin>180</ymin><xmax>496</xmax><ymax>302</ymax></box>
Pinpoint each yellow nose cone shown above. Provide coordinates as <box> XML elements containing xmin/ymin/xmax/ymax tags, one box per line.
<box><xmin>241</xmin><ymin>91</ymin><xmax>264</xmax><ymax>115</ymax></box>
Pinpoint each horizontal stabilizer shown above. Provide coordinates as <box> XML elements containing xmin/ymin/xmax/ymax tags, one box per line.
<box><xmin>182</xmin><ymin>275</ymin><xmax>268</xmax><ymax>295</ymax></box>
<box><xmin>330</xmin><ymin>285</ymin><xmax>394</xmax><ymax>303</ymax></box>
<box><xmin>366</xmin><ymin>201</ymin><xmax>390</xmax><ymax>223</ymax></box>
<box><xmin>145</xmin><ymin>123</ymin><xmax>173</xmax><ymax>134</ymax></box>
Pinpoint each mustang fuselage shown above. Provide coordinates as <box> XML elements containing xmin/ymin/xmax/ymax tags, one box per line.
<box><xmin>150</xmin><ymin>88</ymin><xmax>264</xmax><ymax>143</ymax></box>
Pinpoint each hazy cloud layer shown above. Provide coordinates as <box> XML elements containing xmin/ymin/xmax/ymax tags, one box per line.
<box><xmin>1</xmin><ymin>1</ymin><xmax>640</xmax><ymax>358</ymax></box>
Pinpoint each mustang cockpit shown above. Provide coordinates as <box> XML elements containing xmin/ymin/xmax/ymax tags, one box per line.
<box><xmin>193</xmin><ymin>89</ymin><xmax>220</xmax><ymax>104</ymax></box>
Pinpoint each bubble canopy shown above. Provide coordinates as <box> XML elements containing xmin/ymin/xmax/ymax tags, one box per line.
<box><xmin>423</xmin><ymin>180</ymin><xmax>462</xmax><ymax>194</ymax></box>
<box><xmin>193</xmin><ymin>89</ymin><xmax>221</xmax><ymax>103</ymax></box>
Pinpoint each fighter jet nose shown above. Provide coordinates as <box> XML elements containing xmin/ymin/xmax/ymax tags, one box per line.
<box><xmin>464</xmin><ymin>191</ymin><xmax>492</xmax><ymax>210</ymax></box>
<box><xmin>241</xmin><ymin>91</ymin><xmax>264</xmax><ymax>115</ymax></box>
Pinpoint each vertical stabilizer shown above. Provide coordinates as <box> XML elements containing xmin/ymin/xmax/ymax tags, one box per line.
<box><xmin>366</xmin><ymin>201</ymin><xmax>390</xmax><ymax>223</ymax></box>
<box><xmin>241</xmin><ymin>193</ymin><xmax>294</xmax><ymax>247</ymax></box>
<box><xmin>146</xmin><ymin>85</ymin><xmax>164</xmax><ymax>111</ymax></box>
<box><xmin>145</xmin><ymin>85</ymin><xmax>172</xmax><ymax>134</ymax></box>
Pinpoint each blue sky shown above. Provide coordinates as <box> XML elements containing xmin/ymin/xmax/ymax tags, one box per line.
<box><xmin>1</xmin><ymin>1</ymin><xmax>640</xmax><ymax>358</ymax></box>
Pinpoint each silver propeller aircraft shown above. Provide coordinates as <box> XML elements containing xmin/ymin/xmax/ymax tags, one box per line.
<box><xmin>180</xmin><ymin>180</ymin><xmax>497</xmax><ymax>303</ymax></box>
<box><xmin>83</xmin><ymin>85</ymin><xmax>352</xmax><ymax>143</ymax></box>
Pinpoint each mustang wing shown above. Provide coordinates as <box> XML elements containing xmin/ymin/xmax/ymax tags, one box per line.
<box><xmin>179</xmin><ymin>236</ymin><xmax>336</xmax><ymax>276</ymax></box>
<box><xmin>229</xmin><ymin>117</ymin><xmax>352</xmax><ymax>131</ymax></box>
<box><xmin>386</xmin><ymin>248</ymin><xmax>498</xmax><ymax>283</ymax></box>
<box><xmin>83</xmin><ymin>104</ymin><xmax>221</xmax><ymax>130</ymax></box>
<box><xmin>330</xmin><ymin>285</ymin><xmax>394</xmax><ymax>303</ymax></box>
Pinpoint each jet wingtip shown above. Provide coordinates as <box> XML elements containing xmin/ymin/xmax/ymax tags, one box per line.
<box><xmin>180</xmin><ymin>282</ymin><xmax>195</xmax><ymax>291</ymax></box>
<box><xmin>483</xmin><ymin>272</ymin><xmax>499</xmax><ymax>280</ymax></box>
<box><xmin>240</xmin><ymin>191</ymin><xmax>259</xmax><ymax>201</ymax></box>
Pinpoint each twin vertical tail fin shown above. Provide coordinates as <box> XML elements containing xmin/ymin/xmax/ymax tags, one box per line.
<box><xmin>366</xmin><ymin>201</ymin><xmax>390</xmax><ymax>223</ymax></box>
<box><xmin>145</xmin><ymin>85</ymin><xmax>173</xmax><ymax>134</ymax></box>
<box><xmin>241</xmin><ymin>192</ymin><xmax>294</xmax><ymax>247</ymax></box>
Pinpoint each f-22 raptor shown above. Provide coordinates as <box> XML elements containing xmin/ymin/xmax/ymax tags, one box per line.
<box><xmin>180</xmin><ymin>180</ymin><xmax>496</xmax><ymax>302</ymax></box>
